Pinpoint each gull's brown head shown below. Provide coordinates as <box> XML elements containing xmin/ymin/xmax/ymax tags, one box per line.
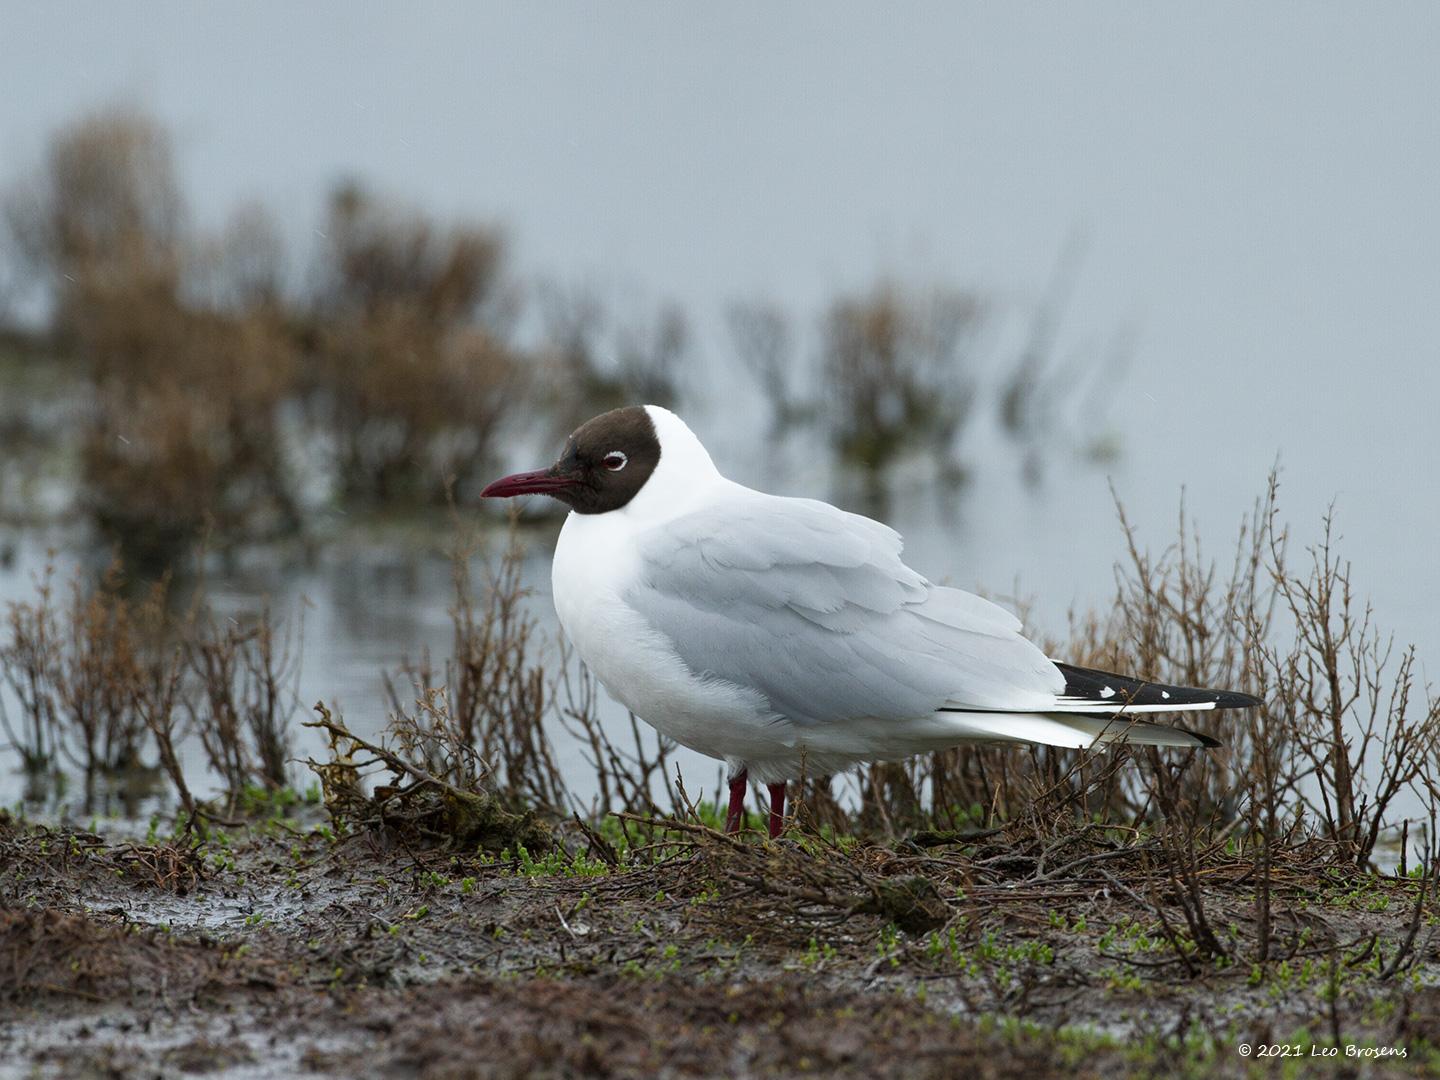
<box><xmin>480</xmin><ymin>405</ymin><xmax>663</xmax><ymax>515</ymax></box>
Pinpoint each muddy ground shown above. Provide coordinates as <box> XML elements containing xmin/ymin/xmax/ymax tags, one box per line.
<box><xmin>3</xmin><ymin>807</ymin><xmax>1439</xmax><ymax>1079</ymax></box>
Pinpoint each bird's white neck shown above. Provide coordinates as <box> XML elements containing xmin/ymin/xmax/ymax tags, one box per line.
<box><xmin>619</xmin><ymin>406</ymin><xmax>727</xmax><ymax>525</ymax></box>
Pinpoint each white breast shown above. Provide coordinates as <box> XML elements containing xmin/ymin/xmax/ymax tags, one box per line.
<box><xmin>551</xmin><ymin>510</ymin><xmax>789</xmax><ymax>768</ymax></box>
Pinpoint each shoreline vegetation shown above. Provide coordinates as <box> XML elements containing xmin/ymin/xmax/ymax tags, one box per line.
<box><xmin>3</xmin><ymin>107</ymin><xmax>1440</xmax><ymax>1075</ymax></box>
<box><xmin>3</xmin><ymin>473</ymin><xmax>1440</xmax><ymax>1075</ymax></box>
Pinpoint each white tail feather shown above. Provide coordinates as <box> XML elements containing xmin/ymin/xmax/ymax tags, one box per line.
<box><xmin>1037</xmin><ymin>699</ymin><xmax>1217</xmax><ymax>715</ymax></box>
<box><xmin>939</xmin><ymin>711</ymin><xmax>1210</xmax><ymax>749</ymax></box>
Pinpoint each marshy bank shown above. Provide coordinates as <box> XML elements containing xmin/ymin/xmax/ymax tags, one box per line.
<box><xmin>3</xmin><ymin>803</ymin><xmax>1438</xmax><ymax>1079</ymax></box>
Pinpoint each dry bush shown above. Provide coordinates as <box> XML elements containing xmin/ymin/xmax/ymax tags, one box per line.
<box><xmin>306</xmin><ymin>697</ymin><xmax>553</xmax><ymax>854</ymax></box>
<box><xmin>388</xmin><ymin>527</ymin><xmax>569</xmax><ymax>813</ymax></box>
<box><xmin>0</xmin><ymin>559</ymin><xmax>301</xmax><ymax>819</ymax></box>
<box><xmin>133</xmin><ymin>614</ymin><xmax>195</xmax><ymax>824</ymax></box>
<box><xmin>385</xmin><ymin>524</ymin><xmax>678</xmax><ymax>821</ymax></box>
<box><xmin>3</xmin><ymin>110</ymin><xmax>534</xmax><ymax>542</ymax></box>
<box><xmin>51</xmin><ymin>568</ymin><xmax>150</xmax><ymax>788</ymax></box>
<box><xmin>553</xmin><ymin>638</ymin><xmax>679</xmax><ymax>820</ymax></box>
<box><xmin>296</xmin><ymin>524</ymin><xmax>574</xmax><ymax>845</ymax></box>
<box><xmin>187</xmin><ymin>202</ymin><xmax>287</xmax><ymax>313</ymax></box>
<box><xmin>185</xmin><ymin>605</ymin><xmax>301</xmax><ymax>808</ymax></box>
<box><xmin>317</xmin><ymin>183</ymin><xmax>508</xmax><ymax>321</ymax></box>
<box><xmin>723</xmin><ymin>282</ymin><xmax>986</xmax><ymax>485</ymax></box>
<box><xmin>307</xmin><ymin>524</ymin><xmax>681</xmax><ymax>849</ymax></box>
<box><xmin>903</xmin><ymin>475</ymin><xmax>1438</xmax><ymax>871</ymax></box>
<box><xmin>1263</xmin><ymin>511</ymin><xmax>1440</xmax><ymax>865</ymax></box>
<box><xmin>432</xmin><ymin>528</ymin><xmax>679</xmax><ymax>819</ymax></box>
<box><xmin>0</xmin><ymin>562</ymin><xmax>158</xmax><ymax>809</ymax></box>
<box><xmin>727</xmin><ymin>266</ymin><xmax>1126</xmax><ymax>499</ymax></box>
<box><xmin>310</xmin><ymin>183</ymin><xmax>522</xmax><ymax>504</ymax></box>
<box><xmin>1092</xmin><ymin>477</ymin><xmax>1438</xmax><ymax>870</ymax></box>
<box><xmin>0</xmin><ymin>570</ymin><xmax>66</xmax><ymax>778</ymax></box>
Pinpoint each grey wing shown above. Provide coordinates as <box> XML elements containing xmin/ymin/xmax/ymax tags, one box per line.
<box><xmin>625</xmin><ymin>493</ymin><xmax>1064</xmax><ymax>727</ymax></box>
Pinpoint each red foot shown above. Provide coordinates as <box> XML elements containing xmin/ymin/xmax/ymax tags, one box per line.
<box><xmin>767</xmin><ymin>782</ymin><xmax>786</xmax><ymax>839</ymax></box>
<box><xmin>725</xmin><ymin>770</ymin><xmax>748</xmax><ymax>833</ymax></box>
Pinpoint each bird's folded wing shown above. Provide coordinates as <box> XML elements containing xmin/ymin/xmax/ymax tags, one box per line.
<box><xmin>626</xmin><ymin>492</ymin><xmax>1063</xmax><ymax>727</ymax></box>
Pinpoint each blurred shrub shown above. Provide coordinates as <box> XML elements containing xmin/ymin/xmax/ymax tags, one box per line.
<box><xmin>536</xmin><ymin>281</ymin><xmax>686</xmax><ymax>438</ymax></box>
<box><xmin>0</xmin><ymin>105</ymin><xmax>1124</xmax><ymax>564</ymax></box>
<box><xmin>4</xmin><ymin>110</ymin><xmax>300</xmax><ymax>568</ymax></box>
<box><xmin>996</xmin><ymin>241</ymin><xmax>1126</xmax><ymax>487</ymax></box>
<box><xmin>2</xmin><ymin>114</ymin><xmax>534</xmax><ymax>563</ymax></box>
<box><xmin>726</xmin><ymin>298</ymin><xmax>809</xmax><ymax>440</ymax></box>
<box><xmin>74</xmin><ymin>280</ymin><xmax>301</xmax><ymax>568</ymax></box>
<box><xmin>188</xmin><ymin>202</ymin><xmax>287</xmax><ymax>313</ymax></box>
<box><xmin>821</xmin><ymin>282</ymin><xmax>982</xmax><ymax>497</ymax></box>
<box><xmin>3</xmin><ymin>107</ymin><xmax>183</xmax><ymax>340</ymax></box>
<box><xmin>310</xmin><ymin>183</ymin><xmax>523</xmax><ymax>504</ymax></box>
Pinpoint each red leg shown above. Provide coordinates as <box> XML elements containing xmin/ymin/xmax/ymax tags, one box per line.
<box><xmin>725</xmin><ymin>769</ymin><xmax>748</xmax><ymax>833</ymax></box>
<box><xmin>767</xmin><ymin>782</ymin><xmax>786</xmax><ymax>839</ymax></box>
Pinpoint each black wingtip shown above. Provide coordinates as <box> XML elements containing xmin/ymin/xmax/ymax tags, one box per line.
<box><xmin>1186</xmin><ymin>728</ymin><xmax>1224</xmax><ymax>749</ymax></box>
<box><xmin>1054</xmin><ymin>662</ymin><xmax>1262</xmax><ymax>712</ymax></box>
<box><xmin>1213</xmin><ymin>688</ymin><xmax>1263</xmax><ymax>710</ymax></box>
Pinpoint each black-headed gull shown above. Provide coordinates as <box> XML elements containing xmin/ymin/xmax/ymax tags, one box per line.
<box><xmin>481</xmin><ymin>405</ymin><xmax>1259</xmax><ymax>838</ymax></box>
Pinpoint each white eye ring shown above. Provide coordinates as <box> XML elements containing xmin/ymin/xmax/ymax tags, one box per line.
<box><xmin>603</xmin><ymin>451</ymin><xmax>628</xmax><ymax>472</ymax></box>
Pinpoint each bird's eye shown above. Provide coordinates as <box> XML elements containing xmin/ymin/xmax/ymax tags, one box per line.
<box><xmin>603</xmin><ymin>451</ymin><xmax>628</xmax><ymax>472</ymax></box>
